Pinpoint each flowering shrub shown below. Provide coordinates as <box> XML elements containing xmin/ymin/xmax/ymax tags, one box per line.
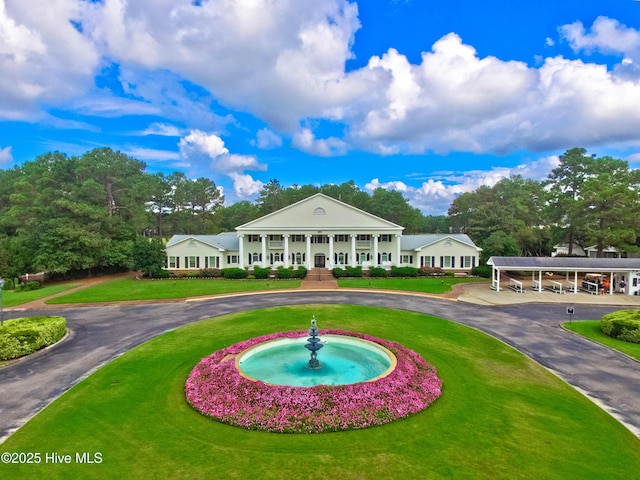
<box><xmin>185</xmin><ymin>330</ymin><xmax>442</xmax><ymax>433</ymax></box>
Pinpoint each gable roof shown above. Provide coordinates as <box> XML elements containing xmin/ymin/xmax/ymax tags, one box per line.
<box><xmin>401</xmin><ymin>234</ymin><xmax>481</xmax><ymax>251</ymax></box>
<box><xmin>166</xmin><ymin>233</ymin><xmax>239</xmax><ymax>251</ymax></box>
<box><xmin>236</xmin><ymin>193</ymin><xmax>403</xmax><ymax>233</ymax></box>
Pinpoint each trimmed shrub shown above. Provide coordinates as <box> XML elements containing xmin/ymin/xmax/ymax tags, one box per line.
<box><xmin>601</xmin><ymin>310</ymin><xmax>640</xmax><ymax>344</ymax></box>
<box><xmin>276</xmin><ymin>267</ymin><xmax>293</xmax><ymax>279</ymax></box>
<box><xmin>0</xmin><ymin>316</ymin><xmax>67</xmax><ymax>360</ymax></box>
<box><xmin>293</xmin><ymin>266</ymin><xmax>307</xmax><ymax>279</ymax></box>
<box><xmin>344</xmin><ymin>266</ymin><xmax>363</xmax><ymax>278</ymax></box>
<box><xmin>198</xmin><ymin>269</ymin><xmax>222</xmax><ymax>278</ymax></box>
<box><xmin>390</xmin><ymin>266</ymin><xmax>420</xmax><ymax>277</ymax></box>
<box><xmin>150</xmin><ymin>269</ymin><xmax>171</xmax><ymax>279</ymax></box>
<box><xmin>369</xmin><ymin>267</ymin><xmax>388</xmax><ymax>278</ymax></box>
<box><xmin>472</xmin><ymin>265</ymin><xmax>492</xmax><ymax>278</ymax></box>
<box><xmin>332</xmin><ymin>267</ymin><xmax>345</xmax><ymax>278</ymax></box>
<box><xmin>15</xmin><ymin>281</ymin><xmax>42</xmax><ymax>292</ymax></box>
<box><xmin>221</xmin><ymin>268</ymin><xmax>248</xmax><ymax>279</ymax></box>
<box><xmin>252</xmin><ymin>266</ymin><xmax>271</xmax><ymax>279</ymax></box>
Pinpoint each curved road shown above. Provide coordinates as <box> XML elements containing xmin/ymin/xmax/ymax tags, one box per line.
<box><xmin>1</xmin><ymin>291</ymin><xmax>639</xmax><ymax>443</ymax></box>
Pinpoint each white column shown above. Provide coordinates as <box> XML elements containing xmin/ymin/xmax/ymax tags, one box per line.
<box><xmin>350</xmin><ymin>234</ymin><xmax>357</xmax><ymax>267</ymax></box>
<box><xmin>306</xmin><ymin>234</ymin><xmax>312</xmax><ymax>269</ymax></box>
<box><xmin>283</xmin><ymin>235</ymin><xmax>290</xmax><ymax>268</ymax></box>
<box><xmin>395</xmin><ymin>235</ymin><xmax>401</xmax><ymax>266</ymax></box>
<box><xmin>538</xmin><ymin>270</ymin><xmax>543</xmax><ymax>292</ymax></box>
<box><xmin>328</xmin><ymin>235</ymin><xmax>334</xmax><ymax>269</ymax></box>
<box><xmin>260</xmin><ymin>234</ymin><xmax>267</xmax><ymax>268</ymax></box>
<box><xmin>372</xmin><ymin>235</ymin><xmax>379</xmax><ymax>267</ymax></box>
<box><xmin>574</xmin><ymin>271</ymin><xmax>578</xmax><ymax>293</ymax></box>
<box><xmin>238</xmin><ymin>235</ymin><xmax>245</xmax><ymax>268</ymax></box>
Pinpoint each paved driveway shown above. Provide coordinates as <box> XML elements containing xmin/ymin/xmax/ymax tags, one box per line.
<box><xmin>1</xmin><ymin>290</ymin><xmax>638</xmax><ymax>443</ymax></box>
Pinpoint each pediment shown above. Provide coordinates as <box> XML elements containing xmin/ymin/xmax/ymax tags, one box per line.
<box><xmin>237</xmin><ymin>193</ymin><xmax>403</xmax><ymax>232</ymax></box>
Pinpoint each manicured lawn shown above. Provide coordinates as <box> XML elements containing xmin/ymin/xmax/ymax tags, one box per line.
<box><xmin>46</xmin><ymin>276</ymin><xmax>301</xmax><ymax>304</ymax></box>
<box><xmin>3</xmin><ymin>305</ymin><xmax>638</xmax><ymax>479</ymax></box>
<box><xmin>337</xmin><ymin>276</ymin><xmax>486</xmax><ymax>293</ymax></box>
<box><xmin>564</xmin><ymin>320</ymin><xmax>640</xmax><ymax>362</ymax></box>
<box><xmin>1</xmin><ymin>283</ymin><xmax>81</xmax><ymax>307</ymax></box>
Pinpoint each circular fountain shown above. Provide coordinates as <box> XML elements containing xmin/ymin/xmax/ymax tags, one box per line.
<box><xmin>235</xmin><ymin>318</ymin><xmax>396</xmax><ymax>387</ymax></box>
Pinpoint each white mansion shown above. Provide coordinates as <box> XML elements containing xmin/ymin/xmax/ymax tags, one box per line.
<box><xmin>165</xmin><ymin>193</ymin><xmax>482</xmax><ymax>272</ymax></box>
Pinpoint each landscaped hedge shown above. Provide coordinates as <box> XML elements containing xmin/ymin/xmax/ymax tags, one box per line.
<box><xmin>369</xmin><ymin>267</ymin><xmax>388</xmax><ymax>278</ymax></box>
<box><xmin>252</xmin><ymin>266</ymin><xmax>271</xmax><ymax>279</ymax></box>
<box><xmin>293</xmin><ymin>266</ymin><xmax>307</xmax><ymax>279</ymax></box>
<box><xmin>390</xmin><ymin>266</ymin><xmax>420</xmax><ymax>277</ymax></box>
<box><xmin>221</xmin><ymin>268</ymin><xmax>249</xmax><ymax>279</ymax></box>
<box><xmin>601</xmin><ymin>310</ymin><xmax>640</xmax><ymax>344</ymax></box>
<box><xmin>471</xmin><ymin>265</ymin><xmax>492</xmax><ymax>278</ymax></box>
<box><xmin>0</xmin><ymin>316</ymin><xmax>67</xmax><ymax>360</ymax></box>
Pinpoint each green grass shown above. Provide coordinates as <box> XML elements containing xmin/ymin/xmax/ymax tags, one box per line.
<box><xmin>46</xmin><ymin>277</ymin><xmax>301</xmax><ymax>304</ymax></box>
<box><xmin>337</xmin><ymin>276</ymin><xmax>485</xmax><ymax>294</ymax></box>
<box><xmin>2</xmin><ymin>305</ymin><xmax>638</xmax><ymax>479</ymax></box>
<box><xmin>1</xmin><ymin>283</ymin><xmax>80</xmax><ymax>307</ymax></box>
<box><xmin>564</xmin><ymin>320</ymin><xmax>640</xmax><ymax>362</ymax></box>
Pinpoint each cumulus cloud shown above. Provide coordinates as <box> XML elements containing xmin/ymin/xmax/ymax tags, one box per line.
<box><xmin>0</xmin><ymin>145</ymin><xmax>13</xmax><ymax>165</ymax></box>
<box><xmin>292</xmin><ymin>127</ymin><xmax>349</xmax><ymax>156</ymax></box>
<box><xmin>0</xmin><ymin>0</ymin><xmax>99</xmax><ymax>118</ymax></box>
<box><xmin>178</xmin><ymin>129</ymin><xmax>266</xmax><ymax>198</ymax></box>
<box><xmin>366</xmin><ymin>155</ymin><xmax>560</xmax><ymax>215</ymax></box>
<box><xmin>560</xmin><ymin>16</ymin><xmax>640</xmax><ymax>78</ymax></box>
<box><xmin>3</xmin><ymin>2</ymin><xmax>640</xmax><ymax>164</ymax></box>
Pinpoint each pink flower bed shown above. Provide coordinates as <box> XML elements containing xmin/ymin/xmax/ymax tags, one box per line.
<box><xmin>185</xmin><ymin>330</ymin><xmax>442</xmax><ymax>433</ymax></box>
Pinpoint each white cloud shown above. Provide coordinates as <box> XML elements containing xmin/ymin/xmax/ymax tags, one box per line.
<box><xmin>3</xmin><ymin>3</ymin><xmax>640</xmax><ymax>163</ymax></box>
<box><xmin>123</xmin><ymin>147</ymin><xmax>179</xmax><ymax>162</ymax></box>
<box><xmin>0</xmin><ymin>145</ymin><xmax>13</xmax><ymax>165</ymax></box>
<box><xmin>229</xmin><ymin>172</ymin><xmax>264</xmax><ymax>197</ymax></box>
<box><xmin>178</xmin><ymin>130</ymin><xmax>267</xmax><ymax>198</ymax></box>
<box><xmin>561</xmin><ymin>16</ymin><xmax>640</xmax><ymax>56</ymax></box>
<box><xmin>0</xmin><ymin>0</ymin><xmax>100</xmax><ymax>118</ymax></box>
<box><xmin>367</xmin><ymin>155</ymin><xmax>560</xmax><ymax>215</ymax></box>
<box><xmin>292</xmin><ymin>127</ymin><xmax>348</xmax><ymax>156</ymax></box>
<box><xmin>140</xmin><ymin>122</ymin><xmax>183</xmax><ymax>137</ymax></box>
<box><xmin>254</xmin><ymin>128</ymin><xmax>283</xmax><ymax>149</ymax></box>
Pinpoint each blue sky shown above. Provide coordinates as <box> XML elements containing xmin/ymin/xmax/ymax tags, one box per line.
<box><xmin>1</xmin><ymin>0</ymin><xmax>640</xmax><ymax>214</ymax></box>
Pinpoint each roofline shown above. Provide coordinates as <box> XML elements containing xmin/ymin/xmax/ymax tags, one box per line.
<box><xmin>166</xmin><ymin>235</ymin><xmax>227</xmax><ymax>251</ymax></box>
<box><xmin>407</xmin><ymin>234</ymin><xmax>483</xmax><ymax>251</ymax></box>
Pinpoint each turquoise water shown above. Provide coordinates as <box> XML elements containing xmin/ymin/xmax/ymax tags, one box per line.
<box><xmin>237</xmin><ymin>336</ymin><xmax>394</xmax><ymax>387</ymax></box>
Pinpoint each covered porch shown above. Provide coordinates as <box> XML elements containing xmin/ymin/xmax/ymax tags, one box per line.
<box><xmin>487</xmin><ymin>257</ymin><xmax>640</xmax><ymax>296</ymax></box>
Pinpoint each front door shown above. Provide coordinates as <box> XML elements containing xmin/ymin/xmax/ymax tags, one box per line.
<box><xmin>314</xmin><ymin>254</ymin><xmax>326</xmax><ymax>268</ymax></box>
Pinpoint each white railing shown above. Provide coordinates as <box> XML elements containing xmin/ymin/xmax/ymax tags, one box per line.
<box><xmin>509</xmin><ymin>278</ymin><xmax>524</xmax><ymax>293</ymax></box>
<box><xmin>268</xmin><ymin>240</ymin><xmax>284</xmax><ymax>249</ymax></box>
<box><xmin>356</xmin><ymin>240</ymin><xmax>370</xmax><ymax>248</ymax></box>
<box><xmin>547</xmin><ymin>280</ymin><xmax>563</xmax><ymax>294</ymax></box>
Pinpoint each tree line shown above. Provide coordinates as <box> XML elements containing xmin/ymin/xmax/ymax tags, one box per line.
<box><xmin>0</xmin><ymin>146</ymin><xmax>638</xmax><ymax>280</ymax></box>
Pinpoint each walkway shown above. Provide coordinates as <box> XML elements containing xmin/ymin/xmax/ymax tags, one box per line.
<box><xmin>1</xmin><ymin>281</ymin><xmax>639</xmax><ymax>444</ymax></box>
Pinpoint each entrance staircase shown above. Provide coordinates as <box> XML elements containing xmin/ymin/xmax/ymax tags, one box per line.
<box><xmin>301</xmin><ymin>268</ymin><xmax>338</xmax><ymax>289</ymax></box>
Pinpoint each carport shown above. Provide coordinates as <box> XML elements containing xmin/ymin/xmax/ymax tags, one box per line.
<box><xmin>487</xmin><ymin>256</ymin><xmax>640</xmax><ymax>296</ymax></box>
